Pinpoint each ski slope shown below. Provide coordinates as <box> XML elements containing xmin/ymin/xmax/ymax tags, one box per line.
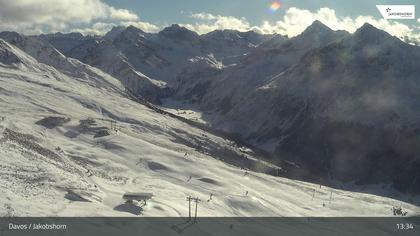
<box><xmin>0</xmin><ymin>39</ymin><xmax>419</xmax><ymax>217</ymax></box>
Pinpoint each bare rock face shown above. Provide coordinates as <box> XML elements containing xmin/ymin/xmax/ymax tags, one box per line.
<box><xmin>0</xmin><ymin>40</ymin><xmax>21</xmax><ymax>65</ymax></box>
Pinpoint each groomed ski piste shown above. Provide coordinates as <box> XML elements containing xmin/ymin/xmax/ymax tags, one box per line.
<box><xmin>1</xmin><ymin>39</ymin><xmax>420</xmax><ymax>218</ymax></box>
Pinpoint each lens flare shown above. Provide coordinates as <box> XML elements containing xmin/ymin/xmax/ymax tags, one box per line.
<box><xmin>269</xmin><ymin>1</ymin><xmax>281</xmax><ymax>12</ymax></box>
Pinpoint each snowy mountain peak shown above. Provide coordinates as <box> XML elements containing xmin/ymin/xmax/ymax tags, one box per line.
<box><xmin>358</xmin><ymin>22</ymin><xmax>377</xmax><ymax>31</ymax></box>
<box><xmin>103</xmin><ymin>26</ymin><xmax>127</xmax><ymax>40</ymax></box>
<box><xmin>290</xmin><ymin>20</ymin><xmax>348</xmax><ymax>47</ymax></box>
<box><xmin>48</xmin><ymin>32</ymin><xmax>85</xmax><ymax>39</ymax></box>
<box><xmin>205</xmin><ymin>29</ymin><xmax>273</xmax><ymax>44</ymax></box>
<box><xmin>0</xmin><ymin>31</ymin><xmax>25</xmax><ymax>45</ymax></box>
<box><xmin>0</xmin><ymin>39</ymin><xmax>21</xmax><ymax>65</ymax></box>
<box><xmin>124</xmin><ymin>25</ymin><xmax>148</xmax><ymax>37</ymax></box>
<box><xmin>258</xmin><ymin>34</ymin><xmax>288</xmax><ymax>49</ymax></box>
<box><xmin>159</xmin><ymin>24</ymin><xmax>199</xmax><ymax>41</ymax></box>
<box><xmin>0</xmin><ymin>38</ymin><xmax>39</xmax><ymax>68</ymax></box>
<box><xmin>353</xmin><ymin>23</ymin><xmax>394</xmax><ymax>43</ymax></box>
<box><xmin>105</xmin><ymin>25</ymin><xmax>149</xmax><ymax>42</ymax></box>
<box><xmin>161</xmin><ymin>24</ymin><xmax>188</xmax><ymax>31</ymax></box>
<box><xmin>301</xmin><ymin>20</ymin><xmax>332</xmax><ymax>36</ymax></box>
<box><xmin>204</xmin><ymin>29</ymin><xmax>243</xmax><ymax>39</ymax></box>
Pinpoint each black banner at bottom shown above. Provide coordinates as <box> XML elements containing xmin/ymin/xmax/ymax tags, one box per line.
<box><xmin>0</xmin><ymin>217</ymin><xmax>419</xmax><ymax>236</ymax></box>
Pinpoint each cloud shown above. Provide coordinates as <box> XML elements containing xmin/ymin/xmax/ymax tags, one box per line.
<box><xmin>0</xmin><ymin>0</ymin><xmax>107</xmax><ymax>25</ymax></box>
<box><xmin>73</xmin><ymin>21</ymin><xmax>159</xmax><ymax>36</ymax></box>
<box><xmin>109</xmin><ymin>8</ymin><xmax>139</xmax><ymax>22</ymax></box>
<box><xmin>120</xmin><ymin>21</ymin><xmax>159</xmax><ymax>32</ymax></box>
<box><xmin>183</xmin><ymin>13</ymin><xmax>251</xmax><ymax>34</ymax></box>
<box><xmin>255</xmin><ymin>7</ymin><xmax>419</xmax><ymax>41</ymax></box>
<box><xmin>71</xmin><ymin>22</ymin><xmax>116</xmax><ymax>36</ymax></box>
<box><xmin>1</xmin><ymin>2</ymin><xmax>418</xmax><ymax>41</ymax></box>
<box><xmin>0</xmin><ymin>0</ymin><xmax>158</xmax><ymax>35</ymax></box>
<box><xmin>185</xmin><ymin>8</ymin><xmax>420</xmax><ymax>43</ymax></box>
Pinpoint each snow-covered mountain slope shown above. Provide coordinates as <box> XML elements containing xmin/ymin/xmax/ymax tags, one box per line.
<box><xmin>37</xmin><ymin>32</ymin><xmax>98</xmax><ymax>56</ymax></box>
<box><xmin>1</xmin><ymin>39</ymin><xmax>419</xmax><ymax>217</ymax></box>
<box><xmin>38</xmin><ymin>25</ymin><xmax>273</xmax><ymax>95</ymax></box>
<box><xmin>172</xmin><ymin>55</ymin><xmax>224</xmax><ymax>102</ymax></box>
<box><xmin>201</xmin><ymin>29</ymin><xmax>274</xmax><ymax>64</ymax></box>
<box><xmin>189</xmin><ymin>21</ymin><xmax>348</xmax><ymax>109</ymax></box>
<box><xmin>0</xmin><ymin>31</ymin><xmax>91</xmax><ymax>75</ymax></box>
<box><xmin>183</xmin><ymin>23</ymin><xmax>420</xmax><ymax>194</ymax></box>
<box><xmin>0</xmin><ymin>31</ymin><xmax>167</xmax><ymax>103</ymax></box>
<box><xmin>74</xmin><ymin>38</ymin><xmax>167</xmax><ymax>103</ymax></box>
<box><xmin>0</xmin><ymin>39</ymin><xmax>42</xmax><ymax>70</ymax></box>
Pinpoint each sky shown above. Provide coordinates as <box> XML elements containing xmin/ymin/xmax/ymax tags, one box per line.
<box><xmin>0</xmin><ymin>0</ymin><xmax>419</xmax><ymax>42</ymax></box>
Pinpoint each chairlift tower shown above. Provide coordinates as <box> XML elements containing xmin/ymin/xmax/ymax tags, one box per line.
<box><xmin>186</xmin><ymin>196</ymin><xmax>201</xmax><ymax>222</ymax></box>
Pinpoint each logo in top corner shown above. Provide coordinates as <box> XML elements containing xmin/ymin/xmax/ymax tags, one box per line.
<box><xmin>377</xmin><ymin>5</ymin><xmax>415</xmax><ymax>19</ymax></box>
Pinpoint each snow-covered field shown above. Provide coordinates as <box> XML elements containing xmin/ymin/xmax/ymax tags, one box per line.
<box><xmin>0</xmin><ymin>40</ymin><xmax>419</xmax><ymax>217</ymax></box>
